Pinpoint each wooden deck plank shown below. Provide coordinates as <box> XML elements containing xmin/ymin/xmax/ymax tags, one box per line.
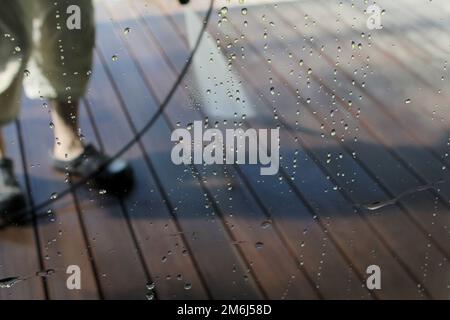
<box><xmin>220</xmin><ymin>26</ymin><xmax>428</xmax><ymax>299</ymax></box>
<box><xmin>17</xmin><ymin>98</ymin><xmax>100</xmax><ymax>299</ymax></box>
<box><xmin>3</xmin><ymin>0</ymin><xmax>450</xmax><ymax>299</ymax></box>
<box><xmin>86</xmin><ymin>4</ymin><xmax>263</xmax><ymax>300</ymax></box>
<box><xmin>231</xmin><ymin>68</ymin><xmax>431</xmax><ymax>299</ymax></box>
<box><xmin>79</xmin><ymin>96</ymin><xmax>208</xmax><ymax>300</ymax></box>
<box><xmin>79</xmin><ymin>54</ymin><xmax>210</xmax><ymax>300</ymax></box>
<box><xmin>301</xmin><ymin>0</ymin><xmax>450</xmax><ymax>198</ymax></box>
<box><xmin>318</xmin><ymin>0</ymin><xmax>450</xmax><ymax>155</ymax></box>
<box><xmin>106</xmin><ymin>0</ymin><xmax>329</xmax><ymax>299</ymax></box>
<box><xmin>136</xmin><ymin>0</ymin><xmax>374</xmax><ymax>300</ymax></box>
<box><xmin>142</xmin><ymin>0</ymin><xmax>429</xmax><ymax>299</ymax></box>
<box><xmin>387</xmin><ymin>0</ymin><xmax>450</xmax><ymax>59</ymax></box>
<box><xmin>0</xmin><ymin>123</ymin><xmax>46</xmax><ymax>300</ymax></box>
<box><xmin>236</xmin><ymin>3</ymin><xmax>450</xmax><ymax>298</ymax></box>
<box><xmin>68</xmin><ymin>54</ymin><xmax>155</xmax><ymax>299</ymax></box>
<box><xmin>286</xmin><ymin>1</ymin><xmax>450</xmax><ymax>210</ymax></box>
<box><xmin>285</xmin><ymin>1</ymin><xmax>450</xmax><ymax>184</ymax></box>
<box><xmin>380</xmin><ymin>0</ymin><xmax>450</xmax><ymax>130</ymax></box>
<box><xmin>159</xmin><ymin>1</ymin><xmax>426</xmax><ymax>300</ymax></box>
<box><xmin>86</xmin><ymin>59</ymin><xmax>262</xmax><ymax>299</ymax></box>
<box><xmin>81</xmin><ymin>99</ymin><xmax>209</xmax><ymax>301</ymax></box>
<box><xmin>170</xmin><ymin>1</ymin><xmax>450</xmax><ymax>298</ymax></box>
<box><xmin>280</xmin><ymin>0</ymin><xmax>450</xmax><ymax>218</ymax></box>
<box><xmin>95</xmin><ymin>0</ymin><xmax>319</xmax><ymax>299</ymax></box>
<box><xmin>280</xmin><ymin>0</ymin><xmax>449</xmax><ymax>251</ymax></box>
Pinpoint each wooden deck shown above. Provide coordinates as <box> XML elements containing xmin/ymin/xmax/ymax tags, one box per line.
<box><xmin>1</xmin><ymin>0</ymin><xmax>450</xmax><ymax>299</ymax></box>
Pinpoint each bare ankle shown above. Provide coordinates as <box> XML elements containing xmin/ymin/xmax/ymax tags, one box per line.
<box><xmin>54</xmin><ymin>139</ymin><xmax>84</xmax><ymax>161</ymax></box>
<box><xmin>50</xmin><ymin>99</ymin><xmax>84</xmax><ymax>161</ymax></box>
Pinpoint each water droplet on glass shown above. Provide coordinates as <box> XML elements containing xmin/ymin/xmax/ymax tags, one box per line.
<box><xmin>220</xmin><ymin>7</ymin><xmax>228</xmax><ymax>16</ymax></box>
<box><xmin>0</xmin><ymin>277</ymin><xmax>22</xmax><ymax>289</ymax></box>
<box><xmin>261</xmin><ymin>220</ymin><xmax>272</xmax><ymax>229</ymax></box>
<box><xmin>184</xmin><ymin>282</ymin><xmax>192</xmax><ymax>290</ymax></box>
<box><xmin>146</xmin><ymin>281</ymin><xmax>155</xmax><ymax>290</ymax></box>
<box><xmin>255</xmin><ymin>241</ymin><xmax>264</xmax><ymax>249</ymax></box>
<box><xmin>36</xmin><ymin>269</ymin><xmax>55</xmax><ymax>278</ymax></box>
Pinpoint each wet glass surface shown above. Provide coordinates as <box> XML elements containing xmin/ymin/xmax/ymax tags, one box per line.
<box><xmin>0</xmin><ymin>0</ymin><xmax>450</xmax><ymax>300</ymax></box>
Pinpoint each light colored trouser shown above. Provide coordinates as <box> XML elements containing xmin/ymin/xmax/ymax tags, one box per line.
<box><xmin>0</xmin><ymin>0</ymin><xmax>95</xmax><ymax>125</ymax></box>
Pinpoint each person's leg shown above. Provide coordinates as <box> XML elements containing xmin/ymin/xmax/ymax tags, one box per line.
<box><xmin>50</xmin><ymin>100</ymin><xmax>84</xmax><ymax>161</ymax></box>
<box><xmin>24</xmin><ymin>0</ymin><xmax>133</xmax><ymax>192</ymax></box>
<box><xmin>24</xmin><ymin>0</ymin><xmax>91</xmax><ymax>159</ymax></box>
<box><xmin>24</xmin><ymin>0</ymin><xmax>93</xmax><ymax>160</ymax></box>
<box><xmin>23</xmin><ymin>0</ymin><xmax>94</xmax><ymax>160</ymax></box>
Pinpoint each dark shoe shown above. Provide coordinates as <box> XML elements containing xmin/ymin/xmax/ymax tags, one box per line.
<box><xmin>0</xmin><ymin>158</ymin><xmax>26</xmax><ymax>224</ymax></box>
<box><xmin>53</xmin><ymin>144</ymin><xmax>134</xmax><ymax>194</ymax></box>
